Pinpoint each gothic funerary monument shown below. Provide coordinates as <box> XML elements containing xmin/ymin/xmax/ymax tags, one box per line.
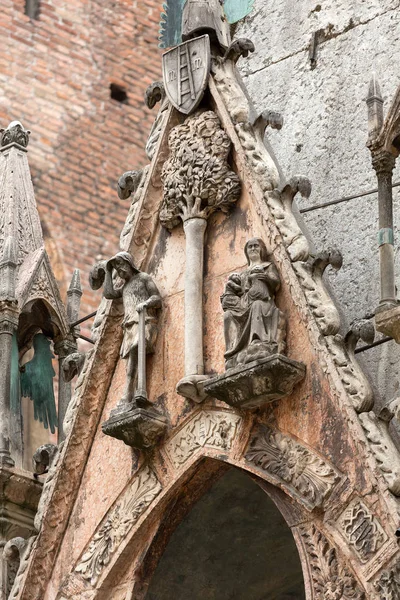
<box><xmin>1</xmin><ymin>0</ymin><xmax>400</xmax><ymax>599</ymax></box>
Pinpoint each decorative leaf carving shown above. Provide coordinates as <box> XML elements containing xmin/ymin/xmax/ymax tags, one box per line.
<box><xmin>75</xmin><ymin>467</ymin><xmax>161</xmax><ymax>586</ymax></box>
<box><xmin>302</xmin><ymin>524</ymin><xmax>366</xmax><ymax>599</ymax></box>
<box><xmin>374</xmin><ymin>564</ymin><xmax>400</xmax><ymax>599</ymax></box>
<box><xmin>160</xmin><ymin>110</ymin><xmax>241</xmax><ymax>230</ymax></box>
<box><xmin>164</xmin><ymin>410</ymin><xmax>241</xmax><ymax>468</ymax></box>
<box><xmin>246</xmin><ymin>427</ymin><xmax>339</xmax><ymax>509</ymax></box>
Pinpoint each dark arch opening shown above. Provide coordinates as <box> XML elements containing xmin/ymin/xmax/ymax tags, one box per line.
<box><xmin>145</xmin><ymin>467</ymin><xmax>305</xmax><ymax>600</ymax></box>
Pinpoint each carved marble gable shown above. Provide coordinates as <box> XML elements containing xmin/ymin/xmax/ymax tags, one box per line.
<box><xmin>10</xmin><ymin>23</ymin><xmax>400</xmax><ymax>600</ymax></box>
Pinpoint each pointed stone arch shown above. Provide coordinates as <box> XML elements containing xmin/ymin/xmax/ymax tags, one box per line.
<box><xmin>59</xmin><ymin>407</ymin><xmax>367</xmax><ymax>600</ymax></box>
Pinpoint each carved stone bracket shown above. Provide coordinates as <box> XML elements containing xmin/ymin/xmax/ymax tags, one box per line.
<box><xmin>102</xmin><ymin>407</ymin><xmax>167</xmax><ymax>450</ymax></box>
<box><xmin>337</xmin><ymin>499</ymin><xmax>386</xmax><ymax>564</ymax></box>
<box><xmin>204</xmin><ymin>355</ymin><xmax>306</xmax><ymax>410</ymax></box>
<box><xmin>246</xmin><ymin>426</ymin><xmax>340</xmax><ymax>510</ymax></box>
<box><xmin>75</xmin><ymin>466</ymin><xmax>161</xmax><ymax>587</ymax></box>
<box><xmin>300</xmin><ymin>524</ymin><xmax>366</xmax><ymax>599</ymax></box>
<box><xmin>164</xmin><ymin>410</ymin><xmax>241</xmax><ymax>469</ymax></box>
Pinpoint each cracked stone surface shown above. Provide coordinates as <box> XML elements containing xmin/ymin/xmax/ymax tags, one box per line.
<box><xmin>237</xmin><ymin>1</ymin><xmax>400</xmax><ymax>410</ymax></box>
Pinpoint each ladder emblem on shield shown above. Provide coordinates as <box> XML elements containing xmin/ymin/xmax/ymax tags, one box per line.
<box><xmin>162</xmin><ymin>35</ymin><xmax>211</xmax><ymax>115</ymax></box>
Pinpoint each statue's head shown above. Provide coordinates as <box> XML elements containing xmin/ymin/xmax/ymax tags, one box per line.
<box><xmin>244</xmin><ymin>238</ymin><xmax>269</xmax><ymax>264</ymax></box>
<box><xmin>108</xmin><ymin>252</ymin><xmax>139</xmax><ymax>280</ymax></box>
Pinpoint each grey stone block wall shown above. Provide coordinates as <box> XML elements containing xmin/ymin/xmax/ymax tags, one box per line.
<box><xmin>237</xmin><ymin>0</ymin><xmax>400</xmax><ymax>408</ymax></box>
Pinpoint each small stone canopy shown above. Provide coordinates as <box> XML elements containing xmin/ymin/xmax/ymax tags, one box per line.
<box><xmin>9</xmin><ymin>39</ymin><xmax>400</xmax><ymax>600</ymax></box>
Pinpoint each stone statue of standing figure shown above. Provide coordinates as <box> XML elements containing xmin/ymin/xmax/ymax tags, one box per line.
<box><xmin>221</xmin><ymin>238</ymin><xmax>286</xmax><ymax>369</ymax></box>
<box><xmin>92</xmin><ymin>251</ymin><xmax>162</xmax><ymax>410</ymax></box>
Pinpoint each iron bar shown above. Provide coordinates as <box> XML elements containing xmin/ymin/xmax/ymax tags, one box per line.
<box><xmin>299</xmin><ymin>181</ymin><xmax>400</xmax><ymax>214</ymax></box>
<box><xmin>70</xmin><ymin>311</ymin><xmax>97</xmax><ymax>328</ymax></box>
<box><xmin>78</xmin><ymin>333</ymin><xmax>95</xmax><ymax>345</ymax></box>
<box><xmin>355</xmin><ymin>335</ymin><xmax>392</xmax><ymax>354</ymax></box>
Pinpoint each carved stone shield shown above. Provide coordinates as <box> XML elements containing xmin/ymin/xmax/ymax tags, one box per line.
<box><xmin>162</xmin><ymin>35</ymin><xmax>211</xmax><ymax>115</ymax></box>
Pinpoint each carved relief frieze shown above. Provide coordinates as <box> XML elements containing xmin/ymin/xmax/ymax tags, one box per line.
<box><xmin>374</xmin><ymin>563</ymin><xmax>400</xmax><ymax>599</ymax></box>
<box><xmin>245</xmin><ymin>426</ymin><xmax>340</xmax><ymax>510</ymax></box>
<box><xmin>164</xmin><ymin>411</ymin><xmax>241</xmax><ymax>469</ymax></box>
<box><xmin>75</xmin><ymin>466</ymin><xmax>161</xmax><ymax>586</ymax></box>
<box><xmin>301</xmin><ymin>524</ymin><xmax>366</xmax><ymax>599</ymax></box>
<box><xmin>337</xmin><ymin>499</ymin><xmax>386</xmax><ymax>564</ymax></box>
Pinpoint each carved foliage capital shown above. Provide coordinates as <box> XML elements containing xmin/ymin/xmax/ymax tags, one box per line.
<box><xmin>371</xmin><ymin>149</ymin><xmax>396</xmax><ymax>175</ymax></box>
<box><xmin>0</xmin><ymin>121</ymin><xmax>30</xmax><ymax>149</ymax></box>
<box><xmin>160</xmin><ymin>110</ymin><xmax>241</xmax><ymax>230</ymax></box>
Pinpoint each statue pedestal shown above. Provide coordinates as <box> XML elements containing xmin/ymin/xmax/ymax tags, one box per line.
<box><xmin>102</xmin><ymin>406</ymin><xmax>167</xmax><ymax>450</ymax></box>
<box><xmin>203</xmin><ymin>355</ymin><xmax>305</xmax><ymax>409</ymax></box>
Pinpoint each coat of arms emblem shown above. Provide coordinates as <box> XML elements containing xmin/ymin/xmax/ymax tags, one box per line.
<box><xmin>162</xmin><ymin>34</ymin><xmax>211</xmax><ymax>115</ymax></box>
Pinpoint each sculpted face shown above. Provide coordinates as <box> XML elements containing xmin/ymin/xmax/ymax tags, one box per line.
<box><xmin>114</xmin><ymin>257</ymin><xmax>133</xmax><ymax>280</ymax></box>
<box><xmin>246</xmin><ymin>239</ymin><xmax>261</xmax><ymax>262</ymax></box>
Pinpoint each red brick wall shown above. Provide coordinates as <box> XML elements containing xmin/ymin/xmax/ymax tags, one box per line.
<box><xmin>0</xmin><ymin>0</ymin><xmax>162</xmax><ymax>325</ymax></box>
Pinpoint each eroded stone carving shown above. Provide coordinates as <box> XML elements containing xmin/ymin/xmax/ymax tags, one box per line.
<box><xmin>0</xmin><ymin>121</ymin><xmax>30</xmax><ymax>148</ymax></box>
<box><xmin>204</xmin><ymin>238</ymin><xmax>305</xmax><ymax>408</ymax></box>
<box><xmin>8</xmin><ymin>535</ymin><xmax>36</xmax><ymax>600</ymax></box>
<box><xmin>246</xmin><ymin>427</ymin><xmax>339</xmax><ymax>510</ymax></box>
<box><xmin>359</xmin><ymin>411</ymin><xmax>400</xmax><ymax>496</ymax></box>
<box><xmin>164</xmin><ymin>410</ymin><xmax>241</xmax><ymax>468</ymax></box>
<box><xmin>93</xmin><ymin>251</ymin><xmax>161</xmax><ymax>410</ymax></box>
<box><xmin>338</xmin><ymin>499</ymin><xmax>386</xmax><ymax>563</ymax></box>
<box><xmin>301</xmin><ymin>524</ymin><xmax>366</xmax><ymax>599</ymax></box>
<box><xmin>32</xmin><ymin>443</ymin><xmax>58</xmax><ymax>475</ymax></box>
<box><xmin>92</xmin><ymin>251</ymin><xmax>167</xmax><ymax>448</ymax></box>
<box><xmin>221</xmin><ymin>238</ymin><xmax>286</xmax><ymax>369</ymax></box>
<box><xmin>160</xmin><ymin>109</ymin><xmax>241</xmax><ymax>402</ymax></box>
<box><xmin>293</xmin><ymin>248</ymin><xmax>343</xmax><ymax>336</ymax></box>
<box><xmin>160</xmin><ymin>110</ymin><xmax>241</xmax><ymax>229</ymax></box>
<box><xmin>75</xmin><ymin>467</ymin><xmax>161</xmax><ymax>586</ymax></box>
<box><xmin>326</xmin><ymin>319</ymin><xmax>375</xmax><ymax>413</ymax></box>
<box><xmin>374</xmin><ymin>564</ymin><xmax>400</xmax><ymax>598</ymax></box>
<box><xmin>117</xmin><ymin>169</ymin><xmax>143</xmax><ymax>201</ymax></box>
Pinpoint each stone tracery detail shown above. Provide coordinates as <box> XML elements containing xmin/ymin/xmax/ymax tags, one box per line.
<box><xmin>246</xmin><ymin>427</ymin><xmax>339</xmax><ymax>510</ymax></box>
<box><xmin>75</xmin><ymin>467</ymin><xmax>161</xmax><ymax>586</ymax></box>
<box><xmin>301</xmin><ymin>524</ymin><xmax>366</xmax><ymax>599</ymax></box>
<box><xmin>337</xmin><ymin>500</ymin><xmax>386</xmax><ymax>563</ymax></box>
<box><xmin>164</xmin><ymin>410</ymin><xmax>241</xmax><ymax>468</ymax></box>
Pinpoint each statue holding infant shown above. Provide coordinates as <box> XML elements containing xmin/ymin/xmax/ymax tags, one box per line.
<box><xmin>221</xmin><ymin>238</ymin><xmax>286</xmax><ymax>369</ymax></box>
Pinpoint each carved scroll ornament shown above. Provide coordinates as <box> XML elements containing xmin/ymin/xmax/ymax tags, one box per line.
<box><xmin>246</xmin><ymin>427</ymin><xmax>339</xmax><ymax>510</ymax></box>
<box><xmin>75</xmin><ymin>467</ymin><xmax>161</xmax><ymax>586</ymax></box>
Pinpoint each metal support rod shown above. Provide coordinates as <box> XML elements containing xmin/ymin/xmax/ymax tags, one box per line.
<box><xmin>135</xmin><ymin>308</ymin><xmax>147</xmax><ymax>401</ymax></box>
<box><xmin>70</xmin><ymin>311</ymin><xmax>97</xmax><ymax>328</ymax></box>
<box><xmin>299</xmin><ymin>181</ymin><xmax>400</xmax><ymax>214</ymax></box>
<box><xmin>355</xmin><ymin>335</ymin><xmax>393</xmax><ymax>354</ymax></box>
<box><xmin>77</xmin><ymin>334</ymin><xmax>95</xmax><ymax>344</ymax></box>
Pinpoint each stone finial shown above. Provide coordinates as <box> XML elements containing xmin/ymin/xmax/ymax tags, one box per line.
<box><xmin>67</xmin><ymin>269</ymin><xmax>82</xmax><ymax>298</ymax></box>
<box><xmin>366</xmin><ymin>74</ymin><xmax>384</xmax><ymax>141</ymax></box>
<box><xmin>0</xmin><ymin>121</ymin><xmax>31</xmax><ymax>149</ymax></box>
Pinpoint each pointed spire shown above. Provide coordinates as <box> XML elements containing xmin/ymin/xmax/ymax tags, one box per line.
<box><xmin>366</xmin><ymin>74</ymin><xmax>384</xmax><ymax>141</ymax></box>
<box><xmin>67</xmin><ymin>269</ymin><xmax>82</xmax><ymax>335</ymax></box>
<box><xmin>0</xmin><ymin>236</ymin><xmax>18</xmax><ymax>300</ymax></box>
